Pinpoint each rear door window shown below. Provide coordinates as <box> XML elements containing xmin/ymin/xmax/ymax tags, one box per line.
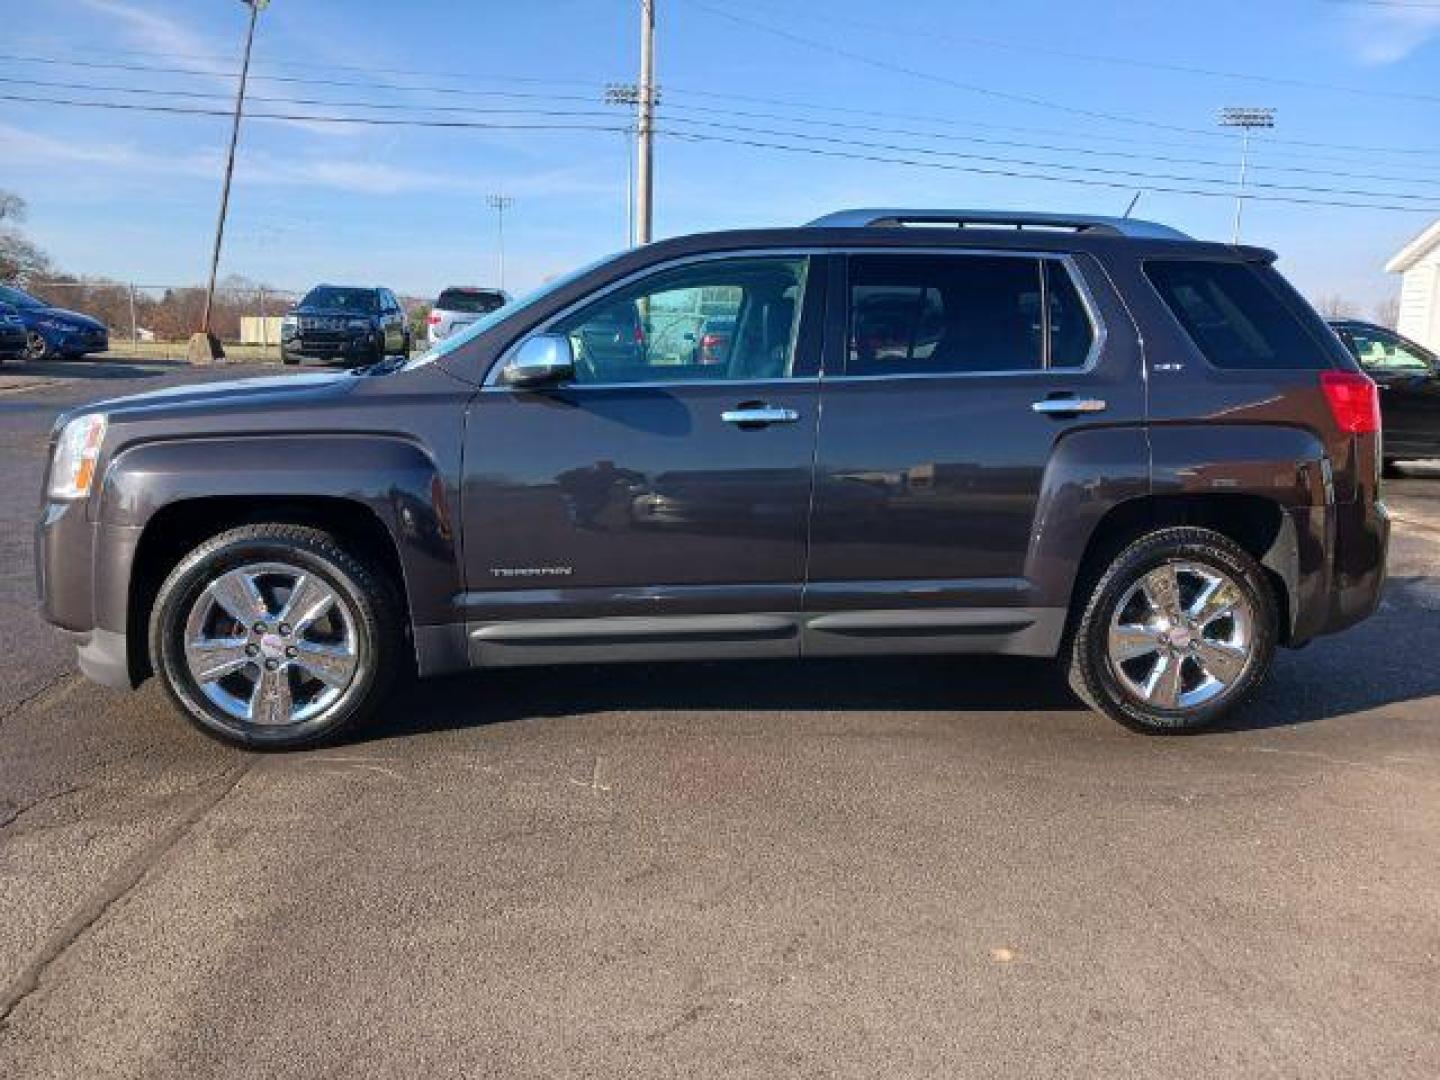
<box><xmin>845</xmin><ymin>254</ymin><xmax>1094</xmax><ymax>376</ymax></box>
<box><xmin>1144</xmin><ymin>260</ymin><xmax>1330</xmax><ymax>370</ymax></box>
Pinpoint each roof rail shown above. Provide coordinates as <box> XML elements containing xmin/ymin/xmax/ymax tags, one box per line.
<box><xmin>804</xmin><ymin>208</ymin><xmax>1191</xmax><ymax>241</ymax></box>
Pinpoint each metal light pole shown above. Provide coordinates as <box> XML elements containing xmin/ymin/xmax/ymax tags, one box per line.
<box><xmin>604</xmin><ymin>84</ymin><xmax>638</xmax><ymax>247</ymax></box>
<box><xmin>192</xmin><ymin>0</ymin><xmax>266</xmax><ymax>364</ymax></box>
<box><xmin>1219</xmin><ymin>106</ymin><xmax>1275</xmax><ymax>245</ymax></box>
<box><xmin>487</xmin><ymin>194</ymin><xmax>514</xmax><ymax>291</ymax></box>
<box><xmin>636</xmin><ymin>0</ymin><xmax>656</xmax><ymax>244</ymax></box>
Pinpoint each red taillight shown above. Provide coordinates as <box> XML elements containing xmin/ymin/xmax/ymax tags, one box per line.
<box><xmin>428</xmin><ymin>312</ymin><xmax>441</xmax><ymax>324</ymax></box>
<box><xmin>1320</xmin><ymin>370</ymin><xmax>1380</xmax><ymax>435</ymax></box>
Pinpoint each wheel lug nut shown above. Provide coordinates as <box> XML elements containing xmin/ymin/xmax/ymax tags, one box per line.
<box><xmin>264</xmin><ymin>659</ymin><xmax>278</xmax><ymax>671</ymax></box>
<box><xmin>254</xmin><ymin>622</ymin><xmax>267</xmax><ymax>634</ymax></box>
<box><xmin>278</xmin><ymin>623</ymin><xmax>292</xmax><ymax>636</ymax></box>
<box><xmin>245</xmin><ymin>644</ymin><xmax>259</xmax><ymax>657</ymax></box>
<box><xmin>285</xmin><ymin>646</ymin><xmax>298</xmax><ymax>658</ymax></box>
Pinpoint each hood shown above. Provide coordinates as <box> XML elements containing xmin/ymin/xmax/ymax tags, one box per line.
<box><xmin>37</xmin><ymin>307</ymin><xmax>106</xmax><ymax>329</ymax></box>
<box><xmin>84</xmin><ymin>371</ymin><xmax>354</xmax><ymax>424</ymax></box>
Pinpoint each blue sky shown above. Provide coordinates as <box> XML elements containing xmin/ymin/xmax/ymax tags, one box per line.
<box><xmin>2</xmin><ymin>0</ymin><xmax>1439</xmax><ymax>312</ymax></box>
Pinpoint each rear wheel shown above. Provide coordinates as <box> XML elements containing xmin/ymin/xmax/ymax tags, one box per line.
<box><xmin>149</xmin><ymin>524</ymin><xmax>403</xmax><ymax>748</ymax></box>
<box><xmin>1066</xmin><ymin>527</ymin><xmax>1277</xmax><ymax>733</ymax></box>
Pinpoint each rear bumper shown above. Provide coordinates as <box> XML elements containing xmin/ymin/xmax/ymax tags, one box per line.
<box><xmin>1288</xmin><ymin>497</ymin><xmax>1389</xmax><ymax>646</ymax></box>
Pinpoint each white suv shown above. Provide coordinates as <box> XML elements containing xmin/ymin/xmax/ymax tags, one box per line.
<box><xmin>427</xmin><ymin>287</ymin><xmax>509</xmax><ymax>347</ymax></box>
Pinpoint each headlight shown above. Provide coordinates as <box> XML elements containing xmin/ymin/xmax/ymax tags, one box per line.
<box><xmin>347</xmin><ymin>318</ymin><xmax>371</xmax><ymax>331</ymax></box>
<box><xmin>49</xmin><ymin>414</ymin><xmax>107</xmax><ymax>500</ymax></box>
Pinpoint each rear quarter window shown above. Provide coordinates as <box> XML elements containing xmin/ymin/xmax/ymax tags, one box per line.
<box><xmin>1144</xmin><ymin>260</ymin><xmax>1331</xmax><ymax>370</ymax></box>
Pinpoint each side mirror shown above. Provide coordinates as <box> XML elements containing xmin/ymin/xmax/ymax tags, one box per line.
<box><xmin>500</xmin><ymin>334</ymin><xmax>575</xmax><ymax>387</ymax></box>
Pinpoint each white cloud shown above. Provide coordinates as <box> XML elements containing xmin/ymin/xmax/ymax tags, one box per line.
<box><xmin>1338</xmin><ymin>6</ymin><xmax>1440</xmax><ymax>66</ymax></box>
<box><xmin>77</xmin><ymin>0</ymin><xmax>352</xmax><ymax>136</ymax></box>
<box><xmin>0</xmin><ymin>121</ymin><xmax>612</xmax><ymax>200</ymax></box>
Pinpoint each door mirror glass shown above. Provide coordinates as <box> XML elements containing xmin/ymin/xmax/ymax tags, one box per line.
<box><xmin>501</xmin><ymin>333</ymin><xmax>576</xmax><ymax>386</ymax></box>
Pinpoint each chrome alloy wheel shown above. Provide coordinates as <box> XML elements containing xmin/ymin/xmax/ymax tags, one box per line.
<box><xmin>182</xmin><ymin>562</ymin><xmax>359</xmax><ymax>727</ymax></box>
<box><xmin>1106</xmin><ymin>561</ymin><xmax>1254</xmax><ymax>711</ymax></box>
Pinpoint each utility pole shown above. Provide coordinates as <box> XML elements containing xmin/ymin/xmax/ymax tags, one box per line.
<box><xmin>487</xmin><ymin>194</ymin><xmax>514</xmax><ymax>291</ymax></box>
<box><xmin>1218</xmin><ymin>106</ymin><xmax>1275</xmax><ymax>245</ymax></box>
<box><xmin>636</xmin><ymin>0</ymin><xmax>656</xmax><ymax>244</ymax></box>
<box><xmin>191</xmin><ymin>0</ymin><xmax>266</xmax><ymax>364</ymax></box>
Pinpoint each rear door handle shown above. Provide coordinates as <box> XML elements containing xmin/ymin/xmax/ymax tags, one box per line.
<box><xmin>721</xmin><ymin>405</ymin><xmax>800</xmax><ymax>425</ymax></box>
<box><xmin>1031</xmin><ymin>397</ymin><xmax>1107</xmax><ymax>415</ymax></box>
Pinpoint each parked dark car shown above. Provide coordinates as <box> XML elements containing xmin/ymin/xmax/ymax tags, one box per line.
<box><xmin>1329</xmin><ymin>318</ymin><xmax>1440</xmax><ymax>469</ymax></box>
<box><xmin>0</xmin><ymin>302</ymin><xmax>27</xmax><ymax>361</ymax></box>
<box><xmin>0</xmin><ymin>284</ymin><xmax>109</xmax><ymax>360</ymax></box>
<box><xmin>280</xmin><ymin>285</ymin><xmax>410</xmax><ymax>367</ymax></box>
<box><xmin>36</xmin><ymin>209</ymin><xmax>1387</xmax><ymax>748</ymax></box>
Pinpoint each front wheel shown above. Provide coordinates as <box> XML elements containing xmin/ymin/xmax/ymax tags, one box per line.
<box><xmin>149</xmin><ymin>524</ymin><xmax>403</xmax><ymax>748</ymax></box>
<box><xmin>24</xmin><ymin>330</ymin><xmax>50</xmax><ymax>361</ymax></box>
<box><xmin>1065</xmin><ymin>527</ymin><xmax>1277</xmax><ymax>733</ymax></box>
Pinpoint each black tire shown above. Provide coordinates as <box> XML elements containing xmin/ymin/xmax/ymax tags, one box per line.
<box><xmin>1065</xmin><ymin>527</ymin><xmax>1278</xmax><ymax>733</ymax></box>
<box><xmin>149</xmin><ymin>524</ymin><xmax>404</xmax><ymax>749</ymax></box>
<box><xmin>24</xmin><ymin>330</ymin><xmax>49</xmax><ymax>361</ymax></box>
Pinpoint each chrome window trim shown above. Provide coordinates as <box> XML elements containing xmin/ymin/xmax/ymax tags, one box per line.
<box><xmin>482</xmin><ymin>248</ymin><xmax>827</xmax><ymax>390</ymax></box>
<box><xmin>482</xmin><ymin>245</ymin><xmax>1107</xmax><ymax>390</ymax></box>
<box><xmin>832</xmin><ymin>248</ymin><xmax>1106</xmax><ymax>380</ymax></box>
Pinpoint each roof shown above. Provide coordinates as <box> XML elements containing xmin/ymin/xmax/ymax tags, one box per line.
<box><xmin>1386</xmin><ymin>219</ymin><xmax>1440</xmax><ymax>274</ymax></box>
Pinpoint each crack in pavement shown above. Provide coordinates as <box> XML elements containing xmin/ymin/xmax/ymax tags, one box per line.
<box><xmin>0</xmin><ymin>673</ymin><xmax>80</xmax><ymax>728</ymax></box>
<box><xmin>0</xmin><ymin>760</ymin><xmax>256</xmax><ymax>1029</ymax></box>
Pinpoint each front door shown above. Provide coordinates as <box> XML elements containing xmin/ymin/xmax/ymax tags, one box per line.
<box><xmin>461</xmin><ymin>253</ymin><xmax>824</xmax><ymax>663</ymax></box>
<box><xmin>804</xmin><ymin>249</ymin><xmax>1146</xmax><ymax>654</ymax></box>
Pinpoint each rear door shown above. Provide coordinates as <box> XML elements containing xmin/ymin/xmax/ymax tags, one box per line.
<box><xmin>805</xmin><ymin>248</ymin><xmax>1145</xmax><ymax>653</ymax></box>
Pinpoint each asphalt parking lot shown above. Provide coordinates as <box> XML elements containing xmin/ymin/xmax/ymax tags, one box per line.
<box><xmin>1</xmin><ymin>359</ymin><xmax>1437</xmax><ymax>1078</ymax></box>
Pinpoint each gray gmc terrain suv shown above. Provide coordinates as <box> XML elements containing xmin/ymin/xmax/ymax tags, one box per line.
<box><xmin>36</xmin><ymin>210</ymin><xmax>1389</xmax><ymax>748</ymax></box>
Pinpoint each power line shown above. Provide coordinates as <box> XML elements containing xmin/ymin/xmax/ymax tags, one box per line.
<box><xmin>712</xmin><ymin>0</ymin><xmax>1440</xmax><ymax>105</ymax></box>
<box><xmin>8</xmin><ymin>72</ymin><xmax>1438</xmax><ymax>195</ymax></box>
<box><xmin>6</xmin><ymin>89</ymin><xmax>1437</xmax><ymax>213</ymax></box>
<box><xmin>6</xmin><ymin>47</ymin><xmax>1440</xmax><ymax>166</ymax></box>
<box><xmin>675</xmin><ymin>3</ymin><xmax>1440</xmax><ymax>159</ymax></box>
<box><xmin>660</xmin><ymin>129</ymin><xmax>1440</xmax><ymax>213</ymax></box>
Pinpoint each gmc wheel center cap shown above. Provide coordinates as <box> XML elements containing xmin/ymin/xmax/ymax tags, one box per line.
<box><xmin>259</xmin><ymin>633</ymin><xmax>287</xmax><ymax>659</ymax></box>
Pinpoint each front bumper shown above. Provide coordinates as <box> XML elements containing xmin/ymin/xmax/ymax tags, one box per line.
<box><xmin>44</xmin><ymin>325</ymin><xmax>109</xmax><ymax>354</ymax></box>
<box><xmin>282</xmin><ymin>333</ymin><xmax>377</xmax><ymax>360</ymax></box>
<box><xmin>36</xmin><ymin>499</ymin><xmax>143</xmax><ymax>688</ymax></box>
<box><xmin>0</xmin><ymin>325</ymin><xmax>25</xmax><ymax>353</ymax></box>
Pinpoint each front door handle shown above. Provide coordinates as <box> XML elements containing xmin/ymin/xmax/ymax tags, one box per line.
<box><xmin>721</xmin><ymin>405</ymin><xmax>800</xmax><ymax>426</ymax></box>
<box><xmin>1032</xmin><ymin>397</ymin><xmax>1107</xmax><ymax>415</ymax></box>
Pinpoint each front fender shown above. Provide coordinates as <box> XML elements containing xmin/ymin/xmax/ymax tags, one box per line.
<box><xmin>98</xmin><ymin>434</ymin><xmax>461</xmax><ymax>627</ymax></box>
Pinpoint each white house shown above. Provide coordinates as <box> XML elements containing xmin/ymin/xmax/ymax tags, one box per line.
<box><xmin>1386</xmin><ymin>219</ymin><xmax>1440</xmax><ymax>351</ymax></box>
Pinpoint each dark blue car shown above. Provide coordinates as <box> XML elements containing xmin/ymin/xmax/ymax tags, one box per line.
<box><xmin>0</xmin><ymin>303</ymin><xmax>26</xmax><ymax>361</ymax></box>
<box><xmin>0</xmin><ymin>284</ymin><xmax>109</xmax><ymax>360</ymax></box>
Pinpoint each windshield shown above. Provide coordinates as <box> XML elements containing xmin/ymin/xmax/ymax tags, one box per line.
<box><xmin>300</xmin><ymin>287</ymin><xmax>377</xmax><ymax>313</ymax></box>
<box><xmin>0</xmin><ymin>285</ymin><xmax>46</xmax><ymax>309</ymax></box>
<box><xmin>414</xmin><ymin>253</ymin><xmax>621</xmax><ymax>367</ymax></box>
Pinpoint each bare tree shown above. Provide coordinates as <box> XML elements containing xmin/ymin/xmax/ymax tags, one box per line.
<box><xmin>1373</xmin><ymin>296</ymin><xmax>1400</xmax><ymax>329</ymax></box>
<box><xmin>0</xmin><ymin>188</ymin><xmax>54</xmax><ymax>283</ymax></box>
<box><xmin>1314</xmin><ymin>293</ymin><xmax>1359</xmax><ymax>319</ymax></box>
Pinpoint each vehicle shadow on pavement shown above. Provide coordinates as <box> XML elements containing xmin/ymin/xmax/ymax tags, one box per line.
<box><xmin>1195</xmin><ymin>573</ymin><xmax>1440</xmax><ymax>735</ymax></box>
<box><xmin>3</xmin><ymin>359</ymin><xmax>182</xmax><ymax>380</ymax></box>
<box><xmin>356</xmin><ymin>573</ymin><xmax>1440</xmax><ymax>745</ymax></box>
<box><xmin>358</xmin><ymin>655</ymin><xmax>1087</xmax><ymax>744</ymax></box>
